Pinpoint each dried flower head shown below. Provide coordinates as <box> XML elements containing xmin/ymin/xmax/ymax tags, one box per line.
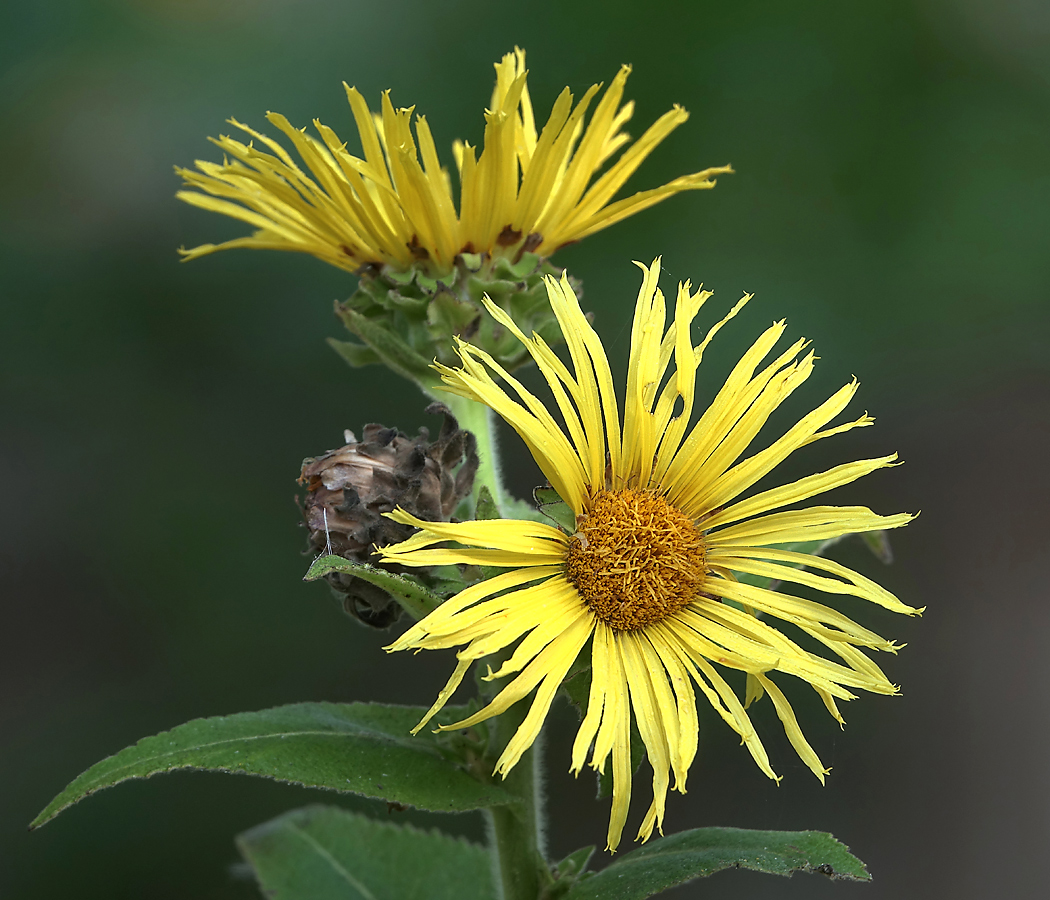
<box><xmin>300</xmin><ymin>402</ymin><xmax>477</xmax><ymax>627</ymax></box>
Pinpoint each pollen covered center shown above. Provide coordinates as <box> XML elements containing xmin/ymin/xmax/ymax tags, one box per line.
<box><xmin>565</xmin><ymin>488</ymin><xmax>706</xmax><ymax>631</ymax></box>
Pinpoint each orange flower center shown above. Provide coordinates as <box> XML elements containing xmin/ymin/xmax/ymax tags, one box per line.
<box><xmin>565</xmin><ymin>488</ymin><xmax>706</xmax><ymax>631</ymax></box>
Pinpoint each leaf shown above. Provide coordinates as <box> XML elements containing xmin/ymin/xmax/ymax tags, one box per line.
<box><xmin>554</xmin><ymin>844</ymin><xmax>595</xmax><ymax>880</ymax></box>
<box><xmin>562</xmin><ymin>827</ymin><xmax>869</xmax><ymax>900</ymax></box>
<box><xmin>305</xmin><ymin>555</ymin><xmax>444</xmax><ymax>620</ymax></box>
<box><xmin>861</xmin><ymin>529</ymin><xmax>894</xmax><ymax>564</ymax></box>
<box><xmin>459</xmin><ymin>252</ymin><xmax>483</xmax><ymax>272</ymax></box>
<box><xmin>32</xmin><ymin>702</ymin><xmax>516</xmax><ymax>828</ymax></box>
<box><xmin>534</xmin><ymin>486</ymin><xmax>575</xmax><ymax>533</ymax></box>
<box><xmin>237</xmin><ymin>805</ymin><xmax>494</xmax><ymax>900</ymax></box>
<box><xmin>544</xmin><ymin>845</ymin><xmax>596</xmax><ymax>898</ymax></box>
<box><xmin>327</xmin><ymin>337</ymin><xmax>381</xmax><ymax>369</ymax></box>
<box><xmin>475</xmin><ymin>485</ymin><xmax>500</xmax><ymax>520</ymax></box>
<box><xmin>335</xmin><ymin>306</ymin><xmax>436</xmax><ymax>386</ymax></box>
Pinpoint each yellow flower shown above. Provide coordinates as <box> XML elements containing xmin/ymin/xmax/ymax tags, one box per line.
<box><xmin>176</xmin><ymin>49</ymin><xmax>731</xmax><ymax>276</ymax></box>
<box><xmin>379</xmin><ymin>260</ymin><xmax>919</xmax><ymax>851</ymax></box>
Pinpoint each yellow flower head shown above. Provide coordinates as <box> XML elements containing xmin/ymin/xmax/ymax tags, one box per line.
<box><xmin>379</xmin><ymin>260</ymin><xmax>920</xmax><ymax>852</ymax></box>
<box><xmin>176</xmin><ymin>49</ymin><xmax>731</xmax><ymax>276</ymax></box>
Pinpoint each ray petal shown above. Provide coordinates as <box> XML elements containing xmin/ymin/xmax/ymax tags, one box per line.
<box><xmin>754</xmin><ymin>673</ymin><xmax>830</xmax><ymax>782</ymax></box>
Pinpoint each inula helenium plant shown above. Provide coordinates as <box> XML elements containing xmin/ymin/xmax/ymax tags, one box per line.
<box><xmin>33</xmin><ymin>48</ymin><xmax>918</xmax><ymax>900</ymax></box>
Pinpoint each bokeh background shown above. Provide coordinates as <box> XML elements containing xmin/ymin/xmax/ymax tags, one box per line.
<box><xmin>3</xmin><ymin>0</ymin><xmax>1049</xmax><ymax>897</ymax></box>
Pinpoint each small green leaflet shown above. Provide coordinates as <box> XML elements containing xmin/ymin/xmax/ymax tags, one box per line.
<box><xmin>534</xmin><ymin>486</ymin><xmax>576</xmax><ymax>533</ymax></box>
<box><xmin>305</xmin><ymin>555</ymin><xmax>444</xmax><ymax>620</ymax></box>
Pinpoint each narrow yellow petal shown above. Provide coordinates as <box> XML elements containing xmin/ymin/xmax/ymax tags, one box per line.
<box><xmin>707</xmin><ymin>549</ymin><xmax>919</xmax><ymax>615</ymax></box>
<box><xmin>571</xmin><ymin>626</ymin><xmax>609</xmax><ymax>774</ymax></box>
<box><xmin>662</xmin><ymin>322</ymin><xmax>795</xmax><ymax>500</ymax></box>
<box><xmin>381</xmin><ymin>509</ymin><xmax>567</xmax><ymax>556</ymax></box>
<box><xmin>410</xmin><ymin>657</ymin><xmax>471</xmax><ymax>735</ymax></box>
<box><xmin>440</xmin><ymin>614</ymin><xmax>593</xmax><ymax>737</ymax></box>
<box><xmin>535</xmin><ymin>66</ymin><xmax>631</xmax><ymax>239</ymax></box>
<box><xmin>709</xmin><ymin>506</ymin><xmax>915</xmax><ymax>547</ymax></box>
<box><xmin>551</xmin><ymin>168</ymin><xmax>731</xmax><ymax>248</ymax></box>
<box><xmin>691</xmin><ymin>378</ymin><xmax>864</xmax><ymax>518</ymax></box>
<box><xmin>386</xmin><ymin>567</ymin><xmax>560</xmax><ymax>650</ymax></box>
<box><xmin>703</xmin><ymin>455</ymin><xmax>900</xmax><ymax>531</ymax></box>
<box><xmin>483</xmin><ymin>592</ymin><xmax>588</xmax><ymax>679</ymax></box>
<box><xmin>479</xmin><ymin>295</ymin><xmax>591</xmax><ymax>472</ymax></box>
<box><xmin>755</xmin><ymin>673</ymin><xmax>830</xmax><ymax>783</ymax></box>
<box><xmin>343</xmin><ymin>84</ymin><xmax>393</xmax><ymax>191</ymax></box>
<box><xmin>745</xmin><ymin>673</ymin><xmax>765</xmax><ymax>708</ymax></box>
<box><xmin>645</xmin><ymin>632</ymin><xmax>699</xmax><ymax>789</ymax></box>
<box><xmin>620</xmin><ymin>259</ymin><xmax>665</xmax><ymax>488</ymax></box>
<box><xmin>544</xmin><ymin>274</ymin><xmax>622</xmax><ymax>485</ymax></box>
<box><xmin>435</xmin><ymin>349</ymin><xmax>588</xmax><ymax>509</ymax></box>
<box><xmin>563</xmin><ymin>105</ymin><xmax>692</xmax><ymax>228</ymax></box>
<box><xmin>513</xmin><ymin>86</ymin><xmax>575</xmax><ymax>233</ymax></box>
<box><xmin>591</xmin><ymin>624</ymin><xmax>628</xmax><ymax>772</ymax></box>
<box><xmin>606</xmin><ymin>639</ymin><xmax>633</xmax><ymax>852</ymax></box>
<box><xmin>421</xmin><ymin>576</ymin><xmax>575</xmax><ymax>647</ymax></box>
<box><xmin>621</xmin><ymin>634</ymin><xmax>672</xmax><ymax>843</ymax></box>
<box><xmin>494</xmin><ymin>615</ymin><xmax>595</xmax><ymax>774</ymax></box>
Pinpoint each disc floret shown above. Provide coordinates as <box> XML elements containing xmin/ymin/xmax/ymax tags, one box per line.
<box><xmin>566</xmin><ymin>488</ymin><xmax>706</xmax><ymax>631</ymax></box>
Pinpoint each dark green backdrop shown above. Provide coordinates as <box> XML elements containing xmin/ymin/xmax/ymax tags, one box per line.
<box><xmin>3</xmin><ymin>1</ymin><xmax>1048</xmax><ymax>897</ymax></box>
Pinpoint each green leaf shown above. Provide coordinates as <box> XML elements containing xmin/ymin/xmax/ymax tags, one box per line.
<box><xmin>534</xmin><ymin>486</ymin><xmax>575</xmax><ymax>533</ymax></box>
<box><xmin>562</xmin><ymin>827</ymin><xmax>869</xmax><ymax>900</ymax></box>
<box><xmin>861</xmin><ymin>529</ymin><xmax>894</xmax><ymax>564</ymax></box>
<box><xmin>237</xmin><ymin>805</ymin><xmax>494</xmax><ymax>900</ymax></box>
<box><xmin>335</xmin><ymin>306</ymin><xmax>436</xmax><ymax>386</ymax></box>
<box><xmin>544</xmin><ymin>845</ymin><xmax>597</xmax><ymax>898</ymax></box>
<box><xmin>555</xmin><ymin>844</ymin><xmax>595</xmax><ymax>880</ymax></box>
<box><xmin>475</xmin><ymin>485</ymin><xmax>500</xmax><ymax>520</ymax></box>
<box><xmin>383</xmin><ymin>289</ymin><xmax>430</xmax><ymax>314</ymax></box>
<box><xmin>32</xmin><ymin>702</ymin><xmax>516</xmax><ymax>828</ymax></box>
<box><xmin>421</xmin><ymin>564</ymin><xmax>473</xmax><ymax>597</ymax></box>
<box><xmin>305</xmin><ymin>555</ymin><xmax>443</xmax><ymax>620</ymax></box>
<box><xmin>327</xmin><ymin>337</ymin><xmax>381</xmax><ymax>369</ymax></box>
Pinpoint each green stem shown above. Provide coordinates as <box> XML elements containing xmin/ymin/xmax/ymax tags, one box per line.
<box><xmin>484</xmin><ymin>699</ymin><xmax>552</xmax><ymax>900</ymax></box>
<box><xmin>423</xmin><ymin>390</ymin><xmax>549</xmax><ymax>895</ymax></box>
<box><xmin>429</xmin><ymin>390</ymin><xmax>511</xmax><ymax>514</ymax></box>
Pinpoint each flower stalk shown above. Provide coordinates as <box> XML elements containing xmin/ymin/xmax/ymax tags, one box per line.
<box><xmin>487</xmin><ymin>711</ymin><xmax>551</xmax><ymax>900</ymax></box>
<box><xmin>434</xmin><ymin>391</ymin><xmax>510</xmax><ymax>515</ymax></box>
<box><xmin>477</xmin><ymin>648</ymin><xmax>552</xmax><ymax>900</ymax></box>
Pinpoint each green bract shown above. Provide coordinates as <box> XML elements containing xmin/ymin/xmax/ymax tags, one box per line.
<box><xmin>330</xmin><ymin>252</ymin><xmax>577</xmax><ymax>387</ymax></box>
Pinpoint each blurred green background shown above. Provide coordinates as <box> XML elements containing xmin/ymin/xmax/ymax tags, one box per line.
<box><xmin>2</xmin><ymin>0</ymin><xmax>1049</xmax><ymax>897</ymax></box>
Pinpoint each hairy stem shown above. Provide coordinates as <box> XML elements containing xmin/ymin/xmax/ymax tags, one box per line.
<box><xmin>425</xmin><ymin>391</ymin><xmax>548</xmax><ymax>896</ymax></box>
<box><xmin>484</xmin><ymin>701</ymin><xmax>552</xmax><ymax>900</ymax></box>
<box><xmin>431</xmin><ymin>390</ymin><xmax>511</xmax><ymax>514</ymax></box>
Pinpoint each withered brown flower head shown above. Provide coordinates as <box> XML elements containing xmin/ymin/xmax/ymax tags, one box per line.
<box><xmin>299</xmin><ymin>402</ymin><xmax>478</xmax><ymax>627</ymax></box>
